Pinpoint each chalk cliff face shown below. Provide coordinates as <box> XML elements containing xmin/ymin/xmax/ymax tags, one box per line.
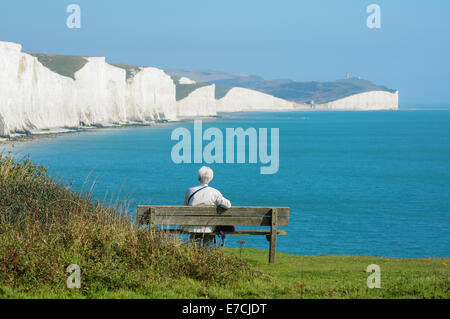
<box><xmin>0</xmin><ymin>40</ymin><xmax>399</xmax><ymax>135</ymax></box>
<box><xmin>74</xmin><ymin>57</ymin><xmax>128</xmax><ymax>125</ymax></box>
<box><xmin>176</xmin><ymin>84</ymin><xmax>216</xmax><ymax>117</ymax></box>
<box><xmin>126</xmin><ymin>67</ymin><xmax>177</xmax><ymax>122</ymax></box>
<box><xmin>315</xmin><ymin>91</ymin><xmax>399</xmax><ymax>110</ymax></box>
<box><xmin>0</xmin><ymin>41</ymin><xmax>176</xmax><ymax>135</ymax></box>
<box><xmin>216</xmin><ymin>87</ymin><xmax>296</xmax><ymax>112</ymax></box>
<box><xmin>0</xmin><ymin>42</ymin><xmax>77</xmax><ymax>135</ymax></box>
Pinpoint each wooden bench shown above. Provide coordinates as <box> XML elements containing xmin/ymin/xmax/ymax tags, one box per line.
<box><xmin>137</xmin><ymin>206</ymin><xmax>289</xmax><ymax>264</ymax></box>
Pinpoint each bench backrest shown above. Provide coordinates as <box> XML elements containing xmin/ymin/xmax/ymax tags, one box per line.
<box><xmin>137</xmin><ymin>206</ymin><xmax>290</xmax><ymax>227</ymax></box>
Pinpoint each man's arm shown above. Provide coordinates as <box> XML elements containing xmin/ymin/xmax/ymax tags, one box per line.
<box><xmin>215</xmin><ymin>191</ymin><xmax>231</xmax><ymax>209</ymax></box>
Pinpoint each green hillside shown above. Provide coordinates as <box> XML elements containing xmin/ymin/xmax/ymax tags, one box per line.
<box><xmin>215</xmin><ymin>84</ymin><xmax>233</xmax><ymax>99</ymax></box>
<box><xmin>175</xmin><ymin>83</ymin><xmax>211</xmax><ymax>101</ymax></box>
<box><xmin>244</xmin><ymin>77</ymin><xmax>397</xmax><ymax>104</ymax></box>
<box><xmin>30</xmin><ymin>53</ymin><xmax>87</xmax><ymax>80</ymax></box>
<box><xmin>166</xmin><ymin>69</ymin><xmax>397</xmax><ymax>104</ymax></box>
<box><xmin>174</xmin><ymin>82</ymin><xmax>233</xmax><ymax>101</ymax></box>
<box><xmin>111</xmin><ymin>63</ymin><xmax>142</xmax><ymax>80</ymax></box>
<box><xmin>169</xmin><ymin>76</ymin><xmax>212</xmax><ymax>101</ymax></box>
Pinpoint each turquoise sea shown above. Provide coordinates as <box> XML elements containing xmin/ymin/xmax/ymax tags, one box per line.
<box><xmin>3</xmin><ymin>109</ymin><xmax>450</xmax><ymax>258</ymax></box>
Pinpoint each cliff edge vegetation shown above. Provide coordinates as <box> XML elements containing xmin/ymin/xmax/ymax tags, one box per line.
<box><xmin>30</xmin><ymin>53</ymin><xmax>88</xmax><ymax>80</ymax></box>
<box><xmin>0</xmin><ymin>156</ymin><xmax>257</xmax><ymax>298</ymax></box>
<box><xmin>0</xmin><ymin>156</ymin><xmax>447</xmax><ymax>299</ymax></box>
<box><xmin>166</xmin><ymin>69</ymin><xmax>397</xmax><ymax>104</ymax></box>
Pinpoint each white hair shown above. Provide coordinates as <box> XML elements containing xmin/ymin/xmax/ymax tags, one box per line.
<box><xmin>198</xmin><ymin>166</ymin><xmax>214</xmax><ymax>185</ymax></box>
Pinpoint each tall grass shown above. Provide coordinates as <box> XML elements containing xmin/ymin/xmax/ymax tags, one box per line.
<box><xmin>0</xmin><ymin>156</ymin><xmax>258</xmax><ymax>295</ymax></box>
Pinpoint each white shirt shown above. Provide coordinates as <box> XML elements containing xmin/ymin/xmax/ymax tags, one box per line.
<box><xmin>182</xmin><ymin>183</ymin><xmax>232</xmax><ymax>233</ymax></box>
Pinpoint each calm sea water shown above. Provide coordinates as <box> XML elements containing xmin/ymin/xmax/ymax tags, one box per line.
<box><xmin>4</xmin><ymin>109</ymin><xmax>450</xmax><ymax>257</ymax></box>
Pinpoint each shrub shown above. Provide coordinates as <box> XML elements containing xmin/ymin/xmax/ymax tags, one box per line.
<box><xmin>0</xmin><ymin>155</ymin><xmax>258</xmax><ymax>294</ymax></box>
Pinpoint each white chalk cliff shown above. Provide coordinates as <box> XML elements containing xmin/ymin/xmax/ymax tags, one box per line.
<box><xmin>0</xmin><ymin>42</ymin><xmax>77</xmax><ymax>135</ymax></box>
<box><xmin>216</xmin><ymin>87</ymin><xmax>297</xmax><ymax>112</ymax></box>
<box><xmin>0</xmin><ymin>40</ymin><xmax>399</xmax><ymax>136</ymax></box>
<box><xmin>176</xmin><ymin>84</ymin><xmax>216</xmax><ymax>117</ymax></box>
<box><xmin>178</xmin><ymin>76</ymin><xmax>196</xmax><ymax>85</ymax></box>
<box><xmin>0</xmin><ymin>41</ymin><xmax>176</xmax><ymax>136</ymax></box>
<box><xmin>126</xmin><ymin>67</ymin><xmax>177</xmax><ymax>122</ymax></box>
<box><xmin>315</xmin><ymin>91</ymin><xmax>399</xmax><ymax>110</ymax></box>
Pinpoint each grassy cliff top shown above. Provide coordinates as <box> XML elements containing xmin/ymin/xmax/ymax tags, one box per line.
<box><xmin>111</xmin><ymin>63</ymin><xmax>143</xmax><ymax>80</ymax></box>
<box><xmin>30</xmin><ymin>53</ymin><xmax>88</xmax><ymax>80</ymax></box>
<box><xmin>169</xmin><ymin>76</ymin><xmax>214</xmax><ymax>101</ymax></box>
<box><xmin>175</xmin><ymin>83</ymin><xmax>211</xmax><ymax>101</ymax></box>
<box><xmin>171</xmin><ymin>76</ymin><xmax>233</xmax><ymax>100</ymax></box>
<box><xmin>167</xmin><ymin>69</ymin><xmax>397</xmax><ymax>104</ymax></box>
<box><xmin>252</xmin><ymin>77</ymin><xmax>397</xmax><ymax>104</ymax></box>
<box><xmin>2</xmin><ymin>246</ymin><xmax>448</xmax><ymax>298</ymax></box>
<box><xmin>0</xmin><ymin>156</ymin><xmax>447</xmax><ymax>299</ymax></box>
<box><xmin>30</xmin><ymin>54</ymin><xmax>144</xmax><ymax>81</ymax></box>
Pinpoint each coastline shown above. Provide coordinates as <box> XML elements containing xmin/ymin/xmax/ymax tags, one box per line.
<box><xmin>0</xmin><ymin>118</ymin><xmax>202</xmax><ymax>146</ymax></box>
<box><xmin>1</xmin><ymin>107</ymin><xmax>438</xmax><ymax>146</ymax></box>
<box><xmin>5</xmin><ymin>106</ymin><xmax>450</xmax><ymax>146</ymax></box>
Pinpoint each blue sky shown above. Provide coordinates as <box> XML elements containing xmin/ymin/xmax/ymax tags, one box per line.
<box><xmin>1</xmin><ymin>0</ymin><xmax>449</xmax><ymax>106</ymax></box>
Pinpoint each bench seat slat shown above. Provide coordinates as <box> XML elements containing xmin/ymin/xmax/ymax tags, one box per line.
<box><xmin>146</xmin><ymin>215</ymin><xmax>289</xmax><ymax>227</ymax></box>
<box><xmin>154</xmin><ymin>229</ymin><xmax>288</xmax><ymax>236</ymax></box>
<box><xmin>138</xmin><ymin>206</ymin><xmax>290</xmax><ymax>217</ymax></box>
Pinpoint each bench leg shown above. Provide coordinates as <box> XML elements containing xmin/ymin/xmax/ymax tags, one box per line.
<box><xmin>269</xmin><ymin>208</ymin><xmax>278</xmax><ymax>264</ymax></box>
<box><xmin>269</xmin><ymin>231</ymin><xmax>277</xmax><ymax>264</ymax></box>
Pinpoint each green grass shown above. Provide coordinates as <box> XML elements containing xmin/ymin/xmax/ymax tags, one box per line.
<box><xmin>1</xmin><ymin>248</ymin><xmax>448</xmax><ymax>299</ymax></box>
<box><xmin>30</xmin><ymin>54</ymin><xmax>88</xmax><ymax>80</ymax></box>
<box><xmin>215</xmin><ymin>84</ymin><xmax>233</xmax><ymax>99</ymax></box>
<box><xmin>175</xmin><ymin>83</ymin><xmax>212</xmax><ymax>101</ymax></box>
<box><xmin>223</xmin><ymin>249</ymin><xmax>449</xmax><ymax>299</ymax></box>
<box><xmin>111</xmin><ymin>64</ymin><xmax>143</xmax><ymax>80</ymax></box>
<box><xmin>0</xmin><ymin>156</ymin><xmax>447</xmax><ymax>299</ymax></box>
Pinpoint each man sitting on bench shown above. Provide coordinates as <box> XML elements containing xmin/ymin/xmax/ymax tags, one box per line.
<box><xmin>183</xmin><ymin>166</ymin><xmax>231</xmax><ymax>246</ymax></box>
